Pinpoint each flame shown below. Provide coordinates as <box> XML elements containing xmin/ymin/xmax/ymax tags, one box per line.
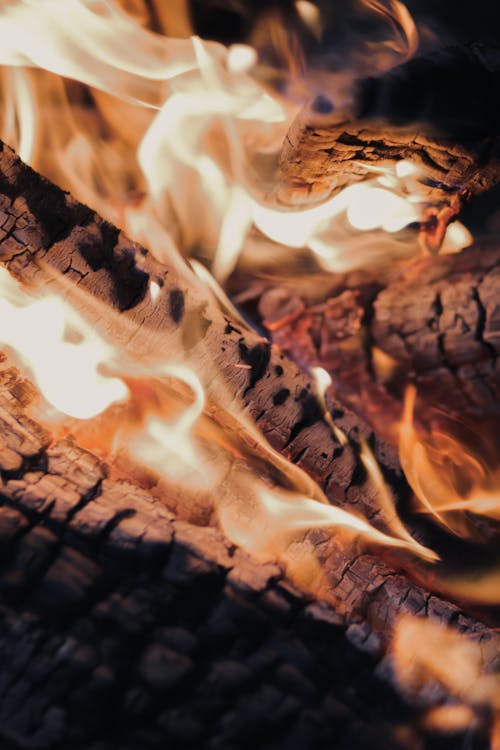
<box><xmin>393</xmin><ymin>616</ymin><xmax>500</xmax><ymax>740</ymax></box>
<box><xmin>313</xmin><ymin>367</ymin><xmax>437</xmax><ymax>561</ymax></box>
<box><xmin>399</xmin><ymin>386</ymin><xmax>500</xmax><ymax>538</ymax></box>
<box><xmin>127</xmin><ymin>364</ymin><xmax>212</xmax><ymax>487</ymax></box>
<box><xmin>218</xmin><ymin>481</ymin><xmax>438</xmax><ymax>586</ymax></box>
<box><xmin>0</xmin><ymin>268</ymin><xmax>127</xmax><ymax>419</ymax></box>
<box><xmin>361</xmin><ymin>0</ymin><xmax>419</xmax><ymax>63</ymax></box>
<box><xmin>0</xmin><ymin>0</ymin><xmax>436</xmax><ymax>281</ymax></box>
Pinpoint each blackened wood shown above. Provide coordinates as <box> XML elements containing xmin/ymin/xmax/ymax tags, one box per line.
<box><xmin>0</xmin><ymin>359</ymin><xmax>496</xmax><ymax>750</ymax></box>
<box><xmin>0</xmin><ymin>141</ymin><xmax>498</xmax><ymax>723</ymax></box>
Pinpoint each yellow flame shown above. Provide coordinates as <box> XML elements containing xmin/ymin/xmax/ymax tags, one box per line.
<box><xmin>399</xmin><ymin>386</ymin><xmax>500</xmax><ymax>537</ymax></box>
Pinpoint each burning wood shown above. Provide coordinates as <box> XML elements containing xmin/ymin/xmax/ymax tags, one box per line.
<box><xmin>276</xmin><ymin>44</ymin><xmax>499</xmax><ymax>251</ymax></box>
<box><xmin>1</xmin><ymin>141</ymin><xmax>498</xmax><ymax>747</ymax></box>
<box><xmin>0</xmin><ymin>1</ymin><xmax>498</xmax><ymax>748</ymax></box>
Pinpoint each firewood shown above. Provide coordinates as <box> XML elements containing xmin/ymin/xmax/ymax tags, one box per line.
<box><xmin>257</xmin><ymin>242</ymin><xmax>500</xmax><ymax>442</ymax></box>
<box><xmin>0</xmin><ymin>140</ymin><xmax>499</xmax><ymax>743</ymax></box>
<box><xmin>0</xmin><ymin>350</ymin><xmax>497</xmax><ymax>750</ymax></box>
<box><xmin>277</xmin><ymin>44</ymin><xmax>499</xmax><ymax>210</ymax></box>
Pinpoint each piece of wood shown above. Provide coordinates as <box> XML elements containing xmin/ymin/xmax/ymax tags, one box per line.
<box><xmin>257</xmin><ymin>242</ymin><xmax>500</xmax><ymax>444</ymax></box>
<box><xmin>0</xmin><ymin>140</ymin><xmax>499</xmax><ymax>720</ymax></box>
<box><xmin>277</xmin><ymin>44</ymin><xmax>499</xmax><ymax>212</ymax></box>
<box><xmin>0</xmin><ymin>355</ymin><xmax>496</xmax><ymax>750</ymax></box>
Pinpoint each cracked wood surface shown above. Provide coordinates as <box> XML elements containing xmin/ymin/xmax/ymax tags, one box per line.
<box><xmin>0</xmin><ymin>141</ymin><xmax>499</xmax><ymax>746</ymax></box>
<box><xmin>257</xmin><ymin>242</ymin><xmax>500</xmax><ymax>445</ymax></box>
<box><xmin>276</xmin><ymin>44</ymin><xmax>499</xmax><ymax>209</ymax></box>
<box><xmin>0</xmin><ymin>359</ymin><xmax>497</xmax><ymax>750</ymax></box>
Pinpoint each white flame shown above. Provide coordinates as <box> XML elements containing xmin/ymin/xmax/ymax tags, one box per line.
<box><xmin>0</xmin><ymin>0</ymin><xmax>431</xmax><ymax>282</ymax></box>
<box><xmin>0</xmin><ymin>268</ymin><xmax>128</xmax><ymax>419</ymax></box>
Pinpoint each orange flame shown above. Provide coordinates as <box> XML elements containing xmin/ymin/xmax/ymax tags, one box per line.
<box><xmin>361</xmin><ymin>0</ymin><xmax>419</xmax><ymax>63</ymax></box>
<box><xmin>393</xmin><ymin>616</ymin><xmax>500</xmax><ymax>740</ymax></box>
<box><xmin>399</xmin><ymin>386</ymin><xmax>500</xmax><ymax>538</ymax></box>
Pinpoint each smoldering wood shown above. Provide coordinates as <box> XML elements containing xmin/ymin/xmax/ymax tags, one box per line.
<box><xmin>0</xmin><ymin>141</ymin><xmax>498</xmax><ymax>746</ymax></box>
<box><xmin>277</xmin><ymin>44</ymin><xmax>499</xmax><ymax>209</ymax></box>
<box><xmin>257</xmin><ymin>242</ymin><xmax>500</xmax><ymax>442</ymax></box>
<box><xmin>0</xmin><ymin>354</ymin><xmax>496</xmax><ymax>750</ymax></box>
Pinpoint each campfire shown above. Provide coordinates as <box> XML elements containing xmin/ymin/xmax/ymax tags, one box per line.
<box><xmin>0</xmin><ymin>1</ymin><xmax>498</xmax><ymax>748</ymax></box>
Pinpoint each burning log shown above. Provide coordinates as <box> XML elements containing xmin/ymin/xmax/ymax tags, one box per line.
<box><xmin>0</xmin><ymin>141</ymin><xmax>499</xmax><ymax>746</ymax></box>
<box><xmin>257</xmin><ymin>241</ymin><xmax>500</xmax><ymax>440</ymax></box>
<box><xmin>0</xmin><ymin>369</ymin><xmax>418</xmax><ymax>750</ymax></box>
<box><xmin>277</xmin><ymin>44</ymin><xmax>500</xmax><ymax>222</ymax></box>
<box><xmin>0</xmin><ymin>331</ymin><xmax>497</xmax><ymax>750</ymax></box>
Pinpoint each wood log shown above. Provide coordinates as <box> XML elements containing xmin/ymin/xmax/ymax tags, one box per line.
<box><xmin>257</xmin><ymin>242</ymin><xmax>500</xmax><ymax>443</ymax></box>
<box><xmin>0</xmin><ymin>141</ymin><xmax>499</xmax><ymax>746</ymax></box>
<box><xmin>0</xmin><ymin>350</ymin><xmax>496</xmax><ymax>750</ymax></box>
<box><xmin>277</xmin><ymin>44</ymin><xmax>500</xmax><ymax>215</ymax></box>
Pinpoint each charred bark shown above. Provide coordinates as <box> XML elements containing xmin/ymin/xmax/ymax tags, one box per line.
<box><xmin>0</xmin><ymin>141</ymin><xmax>498</xmax><ymax>747</ymax></box>
<box><xmin>277</xmin><ymin>45</ymin><xmax>499</xmax><ymax>211</ymax></box>
<box><xmin>0</xmin><ymin>353</ymin><xmax>495</xmax><ymax>750</ymax></box>
<box><xmin>257</xmin><ymin>242</ymin><xmax>500</xmax><ymax>443</ymax></box>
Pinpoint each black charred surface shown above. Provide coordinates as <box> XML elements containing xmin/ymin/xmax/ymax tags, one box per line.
<box><xmin>0</xmin><ymin>429</ymin><xmax>486</xmax><ymax>750</ymax></box>
<box><xmin>239</xmin><ymin>340</ymin><xmax>271</xmax><ymax>395</ymax></box>
<box><xmin>169</xmin><ymin>288</ymin><xmax>185</xmax><ymax>324</ymax></box>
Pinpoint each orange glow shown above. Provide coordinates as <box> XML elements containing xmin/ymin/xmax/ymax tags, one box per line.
<box><xmin>361</xmin><ymin>0</ymin><xmax>419</xmax><ymax>63</ymax></box>
<box><xmin>399</xmin><ymin>386</ymin><xmax>500</xmax><ymax>538</ymax></box>
<box><xmin>127</xmin><ymin>364</ymin><xmax>212</xmax><ymax>487</ymax></box>
<box><xmin>393</xmin><ymin>616</ymin><xmax>500</xmax><ymax>739</ymax></box>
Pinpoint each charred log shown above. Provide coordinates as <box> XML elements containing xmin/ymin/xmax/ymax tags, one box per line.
<box><xmin>0</xmin><ymin>351</ymin><xmax>496</xmax><ymax>750</ymax></box>
<box><xmin>257</xmin><ymin>242</ymin><xmax>500</xmax><ymax>444</ymax></box>
<box><xmin>0</xmin><ymin>142</ymin><xmax>499</xmax><ymax>748</ymax></box>
<box><xmin>277</xmin><ymin>44</ymin><xmax>499</xmax><ymax>211</ymax></box>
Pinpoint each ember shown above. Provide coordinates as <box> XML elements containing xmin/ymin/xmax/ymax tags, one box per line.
<box><xmin>0</xmin><ymin>1</ymin><xmax>498</xmax><ymax>748</ymax></box>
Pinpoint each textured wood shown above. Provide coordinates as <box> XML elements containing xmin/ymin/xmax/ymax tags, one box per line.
<box><xmin>0</xmin><ymin>359</ymin><xmax>496</xmax><ymax>750</ymax></box>
<box><xmin>277</xmin><ymin>44</ymin><xmax>499</xmax><ymax>210</ymax></box>
<box><xmin>0</xmin><ymin>142</ymin><xmax>499</xmax><ymax>748</ymax></box>
<box><xmin>257</xmin><ymin>242</ymin><xmax>500</xmax><ymax>442</ymax></box>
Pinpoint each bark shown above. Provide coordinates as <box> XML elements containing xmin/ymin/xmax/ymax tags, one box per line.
<box><xmin>277</xmin><ymin>45</ymin><xmax>499</xmax><ymax>214</ymax></box>
<box><xmin>257</xmin><ymin>242</ymin><xmax>500</xmax><ymax>443</ymax></box>
<box><xmin>0</xmin><ymin>353</ymin><xmax>495</xmax><ymax>750</ymax></box>
<box><xmin>0</xmin><ymin>141</ymin><xmax>499</xmax><ymax>746</ymax></box>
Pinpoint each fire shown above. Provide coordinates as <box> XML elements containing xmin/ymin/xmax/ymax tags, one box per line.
<box><xmin>0</xmin><ymin>268</ymin><xmax>127</xmax><ymax>419</ymax></box>
<box><xmin>0</xmin><ymin>0</ymin><xmax>463</xmax><ymax>283</ymax></box>
<box><xmin>219</xmin><ymin>485</ymin><xmax>438</xmax><ymax>563</ymax></box>
<box><xmin>127</xmin><ymin>364</ymin><xmax>211</xmax><ymax>487</ymax></box>
<box><xmin>393</xmin><ymin>616</ymin><xmax>500</xmax><ymax>741</ymax></box>
<box><xmin>0</xmin><ymin>2</ymin><xmax>497</xmax><ymax>713</ymax></box>
<box><xmin>361</xmin><ymin>0</ymin><xmax>419</xmax><ymax>63</ymax></box>
<box><xmin>399</xmin><ymin>386</ymin><xmax>500</xmax><ymax>539</ymax></box>
<box><xmin>313</xmin><ymin>367</ymin><xmax>437</xmax><ymax>561</ymax></box>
